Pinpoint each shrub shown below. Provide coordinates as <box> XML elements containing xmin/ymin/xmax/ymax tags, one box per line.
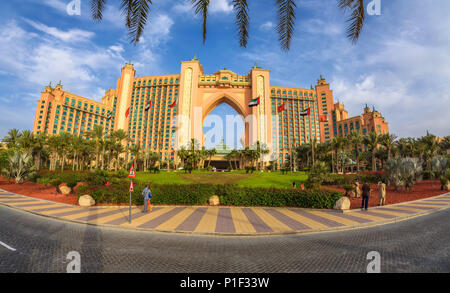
<box><xmin>218</xmin><ymin>185</ymin><xmax>342</xmax><ymax>209</ymax></box>
<box><xmin>342</xmin><ymin>184</ymin><xmax>354</xmax><ymax>196</ymax></box>
<box><xmin>306</xmin><ymin>161</ymin><xmax>329</xmax><ymax>188</ymax></box>
<box><xmin>1</xmin><ymin>150</ymin><xmax>36</xmax><ymax>184</ymax></box>
<box><xmin>78</xmin><ymin>181</ymin><xmax>342</xmax><ymax>209</ymax></box>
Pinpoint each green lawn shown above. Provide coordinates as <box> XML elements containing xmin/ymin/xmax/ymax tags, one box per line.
<box><xmin>136</xmin><ymin>170</ymin><xmax>308</xmax><ymax>188</ymax></box>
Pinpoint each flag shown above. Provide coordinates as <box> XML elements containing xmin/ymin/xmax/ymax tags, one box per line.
<box><xmin>107</xmin><ymin>112</ymin><xmax>112</xmax><ymax>120</ymax></box>
<box><xmin>300</xmin><ymin>108</ymin><xmax>310</xmax><ymax>116</ymax></box>
<box><xmin>319</xmin><ymin>114</ymin><xmax>328</xmax><ymax>122</ymax></box>
<box><xmin>125</xmin><ymin>107</ymin><xmax>130</xmax><ymax>118</ymax></box>
<box><xmin>169</xmin><ymin>99</ymin><xmax>177</xmax><ymax>109</ymax></box>
<box><xmin>277</xmin><ymin>103</ymin><xmax>285</xmax><ymax>113</ymax></box>
<box><xmin>145</xmin><ymin>100</ymin><xmax>151</xmax><ymax>111</ymax></box>
<box><xmin>249</xmin><ymin>97</ymin><xmax>260</xmax><ymax>107</ymax></box>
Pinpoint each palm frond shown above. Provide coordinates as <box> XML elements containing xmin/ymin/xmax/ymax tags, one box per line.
<box><xmin>339</xmin><ymin>0</ymin><xmax>365</xmax><ymax>44</ymax></box>
<box><xmin>120</xmin><ymin>0</ymin><xmax>134</xmax><ymax>28</ymax></box>
<box><xmin>91</xmin><ymin>0</ymin><xmax>107</xmax><ymax>21</ymax></box>
<box><xmin>192</xmin><ymin>0</ymin><xmax>210</xmax><ymax>44</ymax></box>
<box><xmin>276</xmin><ymin>0</ymin><xmax>297</xmax><ymax>51</ymax></box>
<box><xmin>121</xmin><ymin>0</ymin><xmax>152</xmax><ymax>44</ymax></box>
<box><xmin>232</xmin><ymin>0</ymin><xmax>249</xmax><ymax>48</ymax></box>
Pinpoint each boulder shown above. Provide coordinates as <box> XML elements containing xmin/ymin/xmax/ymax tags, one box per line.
<box><xmin>57</xmin><ymin>183</ymin><xmax>67</xmax><ymax>193</ymax></box>
<box><xmin>333</xmin><ymin>197</ymin><xmax>351</xmax><ymax>211</ymax></box>
<box><xmin>208</xmin><ymin>195</ymin><xmax>220</xmax><ymax>206</ymax></box>
<box><xmin>79</xmin><ymin>195</ymin><xmax>95</xmax><ymax>207</ymax></box>
<box><xmin>60</xmin><ymin>186</ymin><xmax>72</xmax><ymax>195</ymax></box>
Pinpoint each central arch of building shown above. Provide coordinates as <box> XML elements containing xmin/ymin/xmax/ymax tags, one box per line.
<box><xmin>175</xmin><ymin>59</ymin><xmax>274</xmax><ymax>161</ymax></box>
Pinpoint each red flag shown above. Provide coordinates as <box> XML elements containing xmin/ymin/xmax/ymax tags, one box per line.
<box><xmin>125</xmin><ymin>107</ymin><xmax>130</xmax><ymax>118</ymax></box>
<box><xmin>277</xmin><ymin>103</ymin><xmax>285</xmax><ymax>113</ymax></box>
<box><xmin>145</xmin><ymin>100</ymin><xmax>151</xmax><ymax>111</ymax></box>
<box><xmin>170</xmin><ymin>99</ymin><xmax>177</xmax><ymax>108</ymax></box>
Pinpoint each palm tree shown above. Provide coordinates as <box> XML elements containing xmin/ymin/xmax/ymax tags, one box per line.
<box><xmin>71</xmin><ymin>135</ymin><xmax>85</xmax><ymax>171</ymax></box>
<box><xmin>47</xmin><ymin>135</ymin><xmax>58</xmax><ymax>171</ymax></box>
<box><xmin>111</xmin><ymin>129</ymin><xmax>128</xmax><ymax>170</ymax></box>
<box><xmin>88</xmin><ymin>125</ymin><xmax>105</xmax><ymax>169</ymax></box>
<box><xmin>380</xmin><ymin>133</ymin><xmax>397</xmax><ymax>160</ymax></box>
<box><xmin>89</xmin><ymin>0</ymin><xmax>366</xmax><ymax>50</ymax></box>
<box><xmin>18</xmin><ymin>130</ymin><xmax>35</xmax><ymax>152</ymax></box>
<box><xmin>32</xmin><ymin>132</ymin><xmax>47</xmax><ymax>171</ymax></box>
<box><xmin>58</xmin><ymin>132</ymin><xmax>72</xmax><ymax>171</ymax></box>
<box><xmin>331</xmin><ymin>136</ymin><xmax>346</xmax><ymax>173</ymax></box>
<box><xmin>348</xmin><ymin>131</ymin><xmax>363</xmax><ymax>172</ymax></box>
<box><xmin>206</xmin><ymin>148</ymin><xmax>217</xmax><ymax>168</ymax></box>
<box><xmin>129</xmin><ymin>141</ymin><xmax>142</xmax><ymax>171</ymax></box>
<box><xmin>363</xmin><ymin>132</ymin><xmax>380</xmax><ymax>171</ymax></box>
<box><xmin>3</xmin><ymin>128</ymin><xmax>22</xmax><ymax>149</ymax></box>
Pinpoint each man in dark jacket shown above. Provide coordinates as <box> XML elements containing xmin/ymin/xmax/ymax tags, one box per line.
<box><xmin>361</xmin><ymin>182</ymin><xmax>371</xmax><ymax>211</ymax></box>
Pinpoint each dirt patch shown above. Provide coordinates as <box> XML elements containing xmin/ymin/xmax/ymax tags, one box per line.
<box><xmin>324</xmin><ymin>180</ymin><xmax>448</xmax><ymax>209</ymax></box>
<box><xmin>0</xmin><ymin>176</ymin><xmax>78</xmax><ymax>205</ymax></box>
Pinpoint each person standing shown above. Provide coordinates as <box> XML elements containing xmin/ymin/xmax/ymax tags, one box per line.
<box><xmin>361</xmin><ymin>182</ymin><xmax>371</xmax><ymax>211</ymax></box>
<box><xmin>378</xmin><ymin>181</ymin><xmax>386</xmax><ymax>206</ymax></box>
<box><xmin>354</xmin><ymin>179</ymin><xmax>361</xmax><ymax>198</ymax></box>
<box><xmin>142</xmin><ymin>184</ymin><xmax>151</xmax><ymax>213</ymax></box>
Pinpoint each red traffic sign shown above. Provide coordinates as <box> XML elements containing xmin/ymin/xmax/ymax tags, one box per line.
<box><xmin>128</xmin><ymin>164</ymin><xmax>136</xmax><ymax>178</ymax></box>
<box><xmin>129</xmin><ymin>179</ymin><xmax>134</xmax><ymax>193</ymax></box>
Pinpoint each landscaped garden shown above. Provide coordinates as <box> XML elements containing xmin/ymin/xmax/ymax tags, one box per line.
<box><xmin>1</xmin><ymin>128</ymin><xmax>449</xmax><ymax>210</ymax></box>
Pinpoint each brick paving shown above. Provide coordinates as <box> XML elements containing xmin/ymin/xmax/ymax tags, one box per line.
<box><xmin>0</xmin><ymin>189</ymin><xmax>449</xmax><ymax>236</ymax></box>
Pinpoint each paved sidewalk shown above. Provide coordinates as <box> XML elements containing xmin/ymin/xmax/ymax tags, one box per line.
<box><xmin>1</xmin><ymin>188</ymin><xmax>449</xmax><ymax>236</ymax></box>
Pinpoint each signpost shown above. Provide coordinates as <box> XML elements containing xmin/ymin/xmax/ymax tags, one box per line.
<box><xmin>128</xmin><ymin>164</ymin><xmax>136</xmax><ymax>223</ymax></box>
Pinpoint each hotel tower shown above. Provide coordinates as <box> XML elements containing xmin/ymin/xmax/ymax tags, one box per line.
<box><xmin>32</xmin><ymin>58</ymin><xmax>389</xmax><ymax>166</ymax></box>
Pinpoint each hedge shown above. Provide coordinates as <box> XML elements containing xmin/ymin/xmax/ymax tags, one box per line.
<box><xmin>321</xmin><ymin>173</ymin><xmax>385</xmax><ymax>186</ymax></box>
<box><xmin>78</xmin><ymin>180</ymin><xmax>343</xmax><ymax>209</ymax></box>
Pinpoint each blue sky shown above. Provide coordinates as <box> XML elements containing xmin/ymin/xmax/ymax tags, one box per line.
<box><xmin>0</xmin><ymin>0</ymin><xmax>449</xmax><ymax>140</ymax></box>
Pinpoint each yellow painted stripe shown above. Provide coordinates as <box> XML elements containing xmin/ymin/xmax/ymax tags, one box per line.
<box><xmin>349</xmin><ymin>212</ymin><xmax>387</xmax><ymax>222</ymax></box>
<box><xmin>156</xmin><ymin>207</ymin><xmax>196</xmax><ymax>230</ymax></box>
<box><xmin>277</xmin><ymin>209</ymin><xmax>326</xmax><ymax>230</ymax></box>
<box><xmin>194</xmin><ymin>207</ymin><xmax>219</xmax><ymax>233</ymax></box>
<box><xmin>22</xmin><ymin>204</ymin><xmax>63</xmax><ymax>210</ymax></box>
<box><xmin>390</xmin><ymin>205</ymin><xmax>426</xmax><ymax>212</ymax></box>
<box><xmin>367</xmin><ymin>209</ymin><xmax>410</xmax><ymax>217</ymax></box>
<box><xmin>230</xmin><ymin>208</ymin><xmax>256</xmax><ymax>234</ymax></box>
<box><xmin>309</xmin><ymin>210</ymin><xmax>361</xmax><ymax>226</ymax></box>
<box><xmin>251</xmin><ymin>208</ymin><xmax>292</xmax><ymax>232</ymax></box>
<box><xmin>121</xmin><ymin>207</ymin><xmax>175</xmax><ymax>228</ymax></box>
<box><xmin>41</xmin><ymin>207</ymin><xmax>84</xmax><ymax>215</ymax></box>
<box><xmin>62</xmin><ymin>208</ymin><xmax>121</xmax><ymax>220</ymax></box>
<box><xmin>90</xmin><ymin>208</ymin><xmax>142</xmax><ymax>224</ymax></box>
<box><xmin>404</xmin><ymin>203</ymin><xmax>441</xmax><ymax>208</ymax></box>
<box><xmin>0</xmin><ymin>198</ymin><xmax>36</xmax><ymax>202</ymax></box>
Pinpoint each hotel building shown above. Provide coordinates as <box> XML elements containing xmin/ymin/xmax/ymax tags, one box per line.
<box><xmin>32</xmin><ymin>58</ymin><xmax>388</xmax><ymax>166</ymax></box>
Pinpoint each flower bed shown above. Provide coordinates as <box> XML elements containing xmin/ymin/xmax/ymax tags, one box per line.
<box><xmin>325</xmin><ymin>180</ymin><xmax>448</xmax><ymax>209</ymax></box>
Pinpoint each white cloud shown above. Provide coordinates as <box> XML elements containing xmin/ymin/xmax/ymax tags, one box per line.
<box><xmin>260</xmin><ymin>21</ymin><xmax>274</xmax><ymax>31</ymax></box>
<box><xmin>0</xmin><ymin>20</ymin><xmax>124</xmax><ymax>99</ymax></box>
<box><xmin>210</xmin><ymin>0</ymin><xmax>233</xmax><ymax>14</ymax></box>
<box><xmin>24</xmin><ymin>19</ymin><xmax>95</xmax><ymax>42</ymax></box>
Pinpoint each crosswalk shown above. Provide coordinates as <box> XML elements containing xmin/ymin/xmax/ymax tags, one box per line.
<box><xmin>1</xmin><ymin>189</ymin><xmax>449</xmax><ymax>235</ymax></box>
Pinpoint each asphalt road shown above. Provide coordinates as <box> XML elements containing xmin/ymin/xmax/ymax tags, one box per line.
<box><xmin>0</xmin><ymin>205</ymin><xmax>449</xmax><ymax>273</ymax></box>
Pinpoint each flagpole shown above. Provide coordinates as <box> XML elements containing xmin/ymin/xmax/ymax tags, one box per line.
<box><xmin>129</xmin><ymin>178</ymin><xmax>131</xmax><ymax>224</ymax></box>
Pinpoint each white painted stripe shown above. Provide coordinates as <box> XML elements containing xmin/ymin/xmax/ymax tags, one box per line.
<box><xmin>0</xmin><ymin>241</ymin><xmax>16</xmax><ymax>251</ymax></box>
